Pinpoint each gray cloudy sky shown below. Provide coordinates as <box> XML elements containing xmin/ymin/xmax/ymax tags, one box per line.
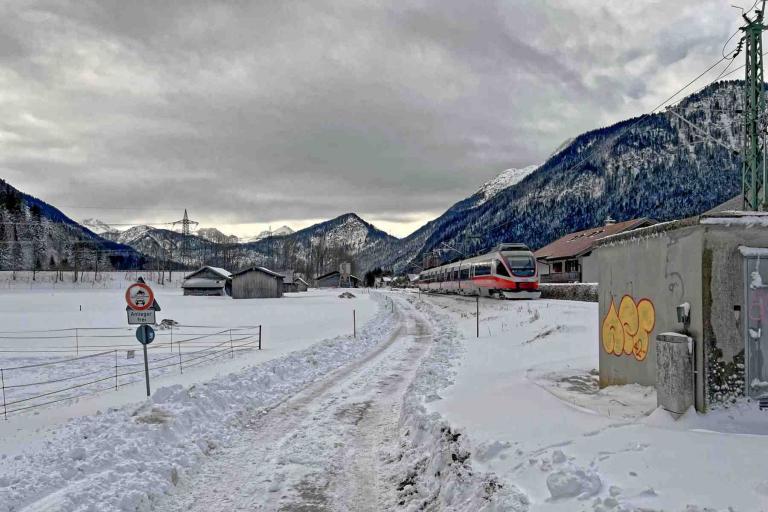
<box><xmin>0</xmin><ymin>0</ymin><xmax>748</xmax><ymax>237</ymax></box>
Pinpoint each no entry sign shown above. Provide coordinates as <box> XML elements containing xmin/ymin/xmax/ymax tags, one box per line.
<box><xmin>125</xmin><ymin>282</ymin><xmax>154</xmax><ymax>311</ymax></box>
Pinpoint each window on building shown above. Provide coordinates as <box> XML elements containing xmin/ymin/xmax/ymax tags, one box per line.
<box><xmin>565</xmin><ymin>260</ymin><xmax>580</xmax><ymax>273</ymax></box>
<box><xmin>553</xmin><ymin>261</ymin><xmax>563</xmax><ymax>273</ymax></box>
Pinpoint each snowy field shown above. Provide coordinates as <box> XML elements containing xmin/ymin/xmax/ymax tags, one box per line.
<box><xmin>0</xmin><ymin>285</ymin><xmax>376</xmax><ymax>449</ymax></box>
<box><xmin>4</xmin><ymin>286</ymin><xmax>768</xmax><ymax>512</ymax></box>
<box><xmin>417</xmin><ymin>293</ymin><xmax>768</xmax><ymax>512</ymax></box>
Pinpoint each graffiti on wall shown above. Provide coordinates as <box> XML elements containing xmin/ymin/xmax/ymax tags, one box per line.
<box><xmin>601</xmin><ymin>295</ymin><xmax>656</xmax><ymax>361</ymax></box>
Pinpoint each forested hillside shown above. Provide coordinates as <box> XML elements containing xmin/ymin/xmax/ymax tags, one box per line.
<box><xmin>378</xmin><ymin>81</ymin><xmax>743</xmax><ymax>272</ymax></box>
<box><xmin>0</xmin><ymin>180</ymin><xmax>143</xmax><ymax>274</ymax></box>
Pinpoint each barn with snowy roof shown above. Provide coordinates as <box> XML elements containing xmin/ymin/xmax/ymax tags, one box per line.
<box><xmin>231</xmin><ymin>267</ymin><xmax>284</xmax><ymax>299</ymax></box>
<box><xmin>182</xmin><ymin>266</ymin><xmax>232</xmax><ymax>296</ymax></box>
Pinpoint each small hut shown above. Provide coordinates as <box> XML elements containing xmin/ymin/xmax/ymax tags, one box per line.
<box><xmin>182</xmin><ymin>266</ymin><xmax>232</xmax><ymax>296</ymax></box>
<box><xmin>231</xmin><ymin>267</ymin><xmax>284</xmax><ymax>299</ymax></box>
<box><xmin>315</xmin><ymin>270</ymin><xmax>360</xmax><ymax>288</ymax></box>
<box><xmin>274</xmin><ymin>269</ymin><xmax>309</xmax><ymax>293</ymax></box>
<box><xmin>295</xmin><ymin>276</ymin><xmax>309</xmax><ymax>292</ymax></box>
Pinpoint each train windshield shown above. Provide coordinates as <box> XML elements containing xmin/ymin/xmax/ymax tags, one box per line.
<box><xmin>505</xmin><ymin>253</ymin><xmax>536</xmax><ymax>277</ymax></box>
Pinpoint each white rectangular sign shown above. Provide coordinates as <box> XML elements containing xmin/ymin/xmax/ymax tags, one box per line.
<box><xmin>127</xmin><ymin>309</ymin><xmax>156</xmax><ymax>325</ymax></box>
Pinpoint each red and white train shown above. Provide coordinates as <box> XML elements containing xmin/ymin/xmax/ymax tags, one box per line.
<box><xmin>417</xmin><ymin>243</ymin><xmax>540</xmax><ymax>299</ymax></box>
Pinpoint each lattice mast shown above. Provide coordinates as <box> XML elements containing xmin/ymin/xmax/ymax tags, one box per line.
<box><xmin>743</xmin><ymin>1</ymin><xmax>767</xmax><ymax>210</ymax></box>
<box><xmin>171</xmin><ymin>209</ymin><xmax>199</xmax><ymax>266</ymax></box>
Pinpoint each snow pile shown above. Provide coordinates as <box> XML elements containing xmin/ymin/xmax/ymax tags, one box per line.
<box><xmin>0</xmin><ymin>294</ymin><xmax>397</xmax><ymax>512</ymax></box>
<box><xmin>539</xmin><ymin>283</ymin><xmax>598</xmax><ymax>302</ymax></box>
<box><xmin>387</xmin><ymin>294</ymin><xmax>530</xmax><ymax>511</ymax></box>
<box><xmin>546</xmin><ymin>466</ymin><xmax>601</xmax><ymax>500</ymax></box>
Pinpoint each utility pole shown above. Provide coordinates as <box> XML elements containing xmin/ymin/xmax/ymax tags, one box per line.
<box><xmin>742</xmin><ymin>0</ymin><xmax>767</xmax><ymax>211</ymax></box>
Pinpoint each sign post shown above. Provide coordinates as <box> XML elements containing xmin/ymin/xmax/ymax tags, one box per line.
<box><xmin>136</xmin><ymin>324</ymin><xmax>155</xmax><ymax>396</ymax></box>
<box><xmin>126</xmin><ymin>279</ymin><xmax>157</xmax><ymax>397</ymax></box>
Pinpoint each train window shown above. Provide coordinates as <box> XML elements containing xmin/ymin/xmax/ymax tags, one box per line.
<box><xmin>474</xmin><ymin>263</ymin><xmax>491</xmax><ymax>276</ymax></box>
<box><xmin>495</xmin><ymin>260</ymin><xmax>510</xmax><ymax>277</ymax></box>
<box><xmin>506</xmin><ymin>254</ymin><xmax>536</xmax><ymax>277</ymax></box>
<box><xmin>460</xmin><ymin>267</ymin><xmax>470</xmax><ymax>280</ymax></box>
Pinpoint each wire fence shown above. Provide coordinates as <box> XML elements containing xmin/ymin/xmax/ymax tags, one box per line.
<box><xmin>0</xmin><ymin>324</ymin><xmax>262</xmax><ymax>419</ymax></box>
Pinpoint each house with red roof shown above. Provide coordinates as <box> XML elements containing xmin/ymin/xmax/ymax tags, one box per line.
<box><xmin>535</xmin><ymin>217</ymin><xmax>655</xmax><ymax>283</ymax></box>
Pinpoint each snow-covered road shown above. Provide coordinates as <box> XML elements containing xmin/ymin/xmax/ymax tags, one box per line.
<box><xmin>153</xmin><ymin>299</ymin><xmax>433</xmax><ymax>511</ymax></box>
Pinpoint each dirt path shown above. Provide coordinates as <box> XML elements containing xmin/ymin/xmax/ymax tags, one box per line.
<box><xmin>153</xmin><ymin>299</ymin><xmax>432</xmax><ymax>512</ymax></box>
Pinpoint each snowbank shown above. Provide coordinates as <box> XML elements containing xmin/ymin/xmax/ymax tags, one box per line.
<box><xmin>386</xmin><ymin>294</ymin><xmax>530</xmax><ymax>511</ymax></box>
<box><xmin>0</xmin><ymin>271</ymin><xmax>182</xmax><ymax>290</ymax></box>
<box><xmin>539</xmin><ymin>283</ymin><xmax>597</xmax><ymax>302</ymax></box>
<box><xmin>0</xmin><ymin>294</ymin><xmax>396</xmax><ymax>512</ymax></box>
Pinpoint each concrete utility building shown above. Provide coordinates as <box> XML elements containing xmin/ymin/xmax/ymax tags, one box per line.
<box><xmin>231</xmin><ymin>267</ymin><xmax>284</xmax><ymax>299</ymax></box>
<box><xmin>535</xmin><ymin>218</ymin><xmax>655</xmax><ymax>283</ymax></box>
<box><xmin>182</xmin><ymin>266</ymin><xmax>232</xmax><ymax>296</ymax></box>
<box><xmin>315</xmin><ymin>270</ymin><xmax>360</xmax><ymax>288</ymax></box>
<box><xmin>593</xmin><ymin>210</ymin><xmax>768</xmax><ymax>412</ymax></box>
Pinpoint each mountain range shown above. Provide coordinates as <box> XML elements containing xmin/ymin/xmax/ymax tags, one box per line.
<box><xmin>0</xmin><ymin>81</ymin><xmax>746</xmax><ymax>276</ymax></box>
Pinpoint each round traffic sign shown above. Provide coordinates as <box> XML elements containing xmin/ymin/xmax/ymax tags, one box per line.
<box><xmin>126</xmin><ymin>283</ymin><xmax>154</xmax><ymax>311</ymax></box>
<box><xmin>136</xmin><ymin>324</ymin><xmax>155</xmax><ymax>345</ymax></box>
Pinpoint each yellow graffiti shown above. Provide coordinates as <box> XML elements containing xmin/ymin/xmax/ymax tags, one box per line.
<box><xmin>601</xmin><ymin>295</ymin><xmax>655</xmax><ymax>361</ymax></box>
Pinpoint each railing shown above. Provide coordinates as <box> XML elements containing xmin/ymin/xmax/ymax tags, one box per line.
<box><xmin>540</xmin><ymin>271</ymin><xmax>581</xmax><ymax>283</ymax></box>
<box><xmin>0</xmin><ymin>324</ymin><xmax>262</xmax><ymax>419</ymax></box>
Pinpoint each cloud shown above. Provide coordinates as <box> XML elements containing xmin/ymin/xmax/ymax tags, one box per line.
<box><xmin>0</xmin><ymin>0</ymin><xmax>744</xmax><ymax>237</ymax></box>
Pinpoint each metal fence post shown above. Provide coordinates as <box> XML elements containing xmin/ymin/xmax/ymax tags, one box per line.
<box><xmin>178</xmin><ymin>336</ymin><xmax>183</xmax><ymax>374</ymax></box>
<box><xmin>353</xmin><ymin>309</ymin><xmax>356</xmax><ymax>339</ymax></box>
<box><xmin>229</xmin><ymin>329</ymin><xmax>234</xmax><ymax>358</ymax></box>
<box><xmin>476</xmin><ymin>295</ymin><xmax>479</xmax><ymax>339</ymax></box>
<box><xmin>114</xmin><ymin>350</ymin><xmax>118</xmax><ymax>390</ymax></box>
<box><xmin>258</xmin><ymin>325</ymin><xmax>262</xmax><ymax>350</ymax></box>
<box><xmin>75</xmin><ymin>328</ymin><xmax>79</xmax><ymax>355</ymax></box>
<box><xmin>1</xmin><ymin>368</ymin><xmax>7</xmax><ymax>420</ymax></box>
<box><xmin>170</xmin><ymin>324</ymin><xmax>174</xmax><ymax>353</ymax></box>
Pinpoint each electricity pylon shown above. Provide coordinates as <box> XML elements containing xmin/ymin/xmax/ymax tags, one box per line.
<box><xmin>742</xmin><ymin>1</ymin><xmax>767</xmax><ymax>210</ymax></box>
<box><xmin>171</xmin><ymin>209</ymin><xmax>199</xmax><ymax>266</ymax></box>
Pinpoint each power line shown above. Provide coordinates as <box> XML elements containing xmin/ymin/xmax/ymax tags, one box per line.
<box><xmin>57</xmin><ymin>205</ymin><xmax>182</xmax><ymax>212</ymax></box>
<box><xmin>649</xmin><ymin>56</ymin><xmax>729</xmax><ymax>114</ymax></box>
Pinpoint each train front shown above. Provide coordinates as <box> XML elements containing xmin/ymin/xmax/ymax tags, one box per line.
<box><xmin>498</xmin><ymin>248</ymin><xmax>540</xmax><ymax>299</ymax></box>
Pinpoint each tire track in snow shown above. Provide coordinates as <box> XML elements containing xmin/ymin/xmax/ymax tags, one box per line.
<box><xmin>152</xmin><ymin>302</ymin><xmax>433</xmax><ymax>511</ymax></box>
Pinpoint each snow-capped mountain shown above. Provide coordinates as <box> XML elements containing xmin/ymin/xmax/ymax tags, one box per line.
<box><xmin>248</xmin><ymin>225</ymin><xmax>295</xmax><ymax>242</ymax></box>
<box><xmin>197</xmin><ymin>227</ymin><xmax>239</xmax><ymax>244</ymax></box>
<box><xmin>81</xmin><ymin>218</ymin><xmax>118</xmax><ymax>236</ymax></box>
<box><xmin>473</xmin><ymin>165</ymin><xmax>538</xmax><ymax>206</ymax></box>
<box><xmin>233</xmin><ymin>214</ymin><xmax>397</xmax><ymax>277</ymax></box>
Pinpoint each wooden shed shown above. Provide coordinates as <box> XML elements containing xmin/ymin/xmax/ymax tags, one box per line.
<box><xmin>182</xmin><ymin>266</ymin><xmax>232</xmax><ymax>296</ymax></box>
<box><xmin>315</xmin><ymin>270</ymin><xmax>360</xmax><ymax>288</ymax></box>
<box><xmin>231</xmin><ymin>267</ymin><xmax>284</xmax><ymax>299</ymax></box>
<box><xmin>295</xmin><ymin>276</ymin><xmax>309</xmax><ymax>292</ymax></box>
<box><xmin>275</xmin><ymin>269</ymin><xmax>310</xmax><ymax>293</ymax></box>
